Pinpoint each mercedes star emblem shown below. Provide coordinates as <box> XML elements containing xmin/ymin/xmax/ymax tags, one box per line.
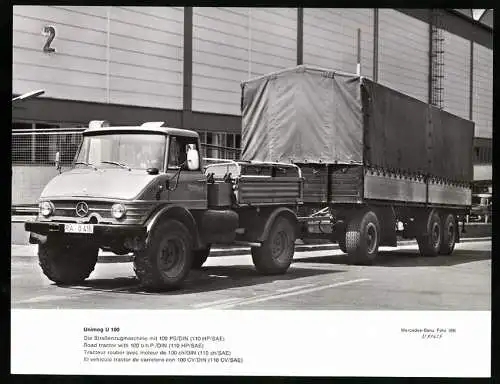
<box><xmin>75</xmin><ymin>202</ymin><xmax>89</xmax><ymax>217</ymax></box>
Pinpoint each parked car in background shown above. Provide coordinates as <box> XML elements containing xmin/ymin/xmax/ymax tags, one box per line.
<box><xmin>469</xmin><ymin>193</ymin><xmax>492</xmax><ymax>223</ymax></box>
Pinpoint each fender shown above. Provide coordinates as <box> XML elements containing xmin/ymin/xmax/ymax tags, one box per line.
<box><xmin>145</xmin><ymin>205</ymin><xmax>201</xmax><ymax>248</ymax></box>
<box><xmin>258</xmin><ymin>207</ymin><xmax>298</xmax><ymax>242</ymax></box>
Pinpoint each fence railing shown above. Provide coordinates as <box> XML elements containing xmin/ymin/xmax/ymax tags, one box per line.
<box><xmin>11</xmin><ymin>129</ymin><xmax>241</xmax><ymax>165</ymax></box>
<box><xmin>12</xmin><ymin>128</ymin><xmax>84</xmax><ymax>165</ymax></box>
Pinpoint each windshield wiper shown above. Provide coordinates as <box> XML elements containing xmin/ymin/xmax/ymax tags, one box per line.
<box><xmin>101</xmin><ymin>161</ymin><xmax>131</xmax><ymax>171</ymax></box>
<box><xmin>74</xmin><ymin>161</ymin><xmax>98</xmax><ymax>170</ymax></box>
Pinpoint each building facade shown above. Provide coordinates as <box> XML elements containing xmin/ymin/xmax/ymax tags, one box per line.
<box><xmin>12</xmin><ymin>7</ymin><xmax>493</xmax><ymax>205</ymax></box>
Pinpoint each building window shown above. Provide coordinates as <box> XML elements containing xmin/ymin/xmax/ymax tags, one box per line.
<box><xmin>474</xmin><ymin>147</ymin><xmax>480</xmax><ymax>162</ymax></box>
<box><xmin>473</xmin><ymin>143</ymin><xmax>492</xmax><ymax>165</ymax></box>
<box><xmin>197</xmin><ymin>131</ymin><xmax>241</xmax><ymax>160</ymax></box>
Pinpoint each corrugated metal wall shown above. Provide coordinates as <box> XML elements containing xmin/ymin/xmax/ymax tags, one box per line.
<box><xmin>442</xmin><ymin>31</ymin><xmax>471</xmax><ymax>120</ymax></box>
<box><xmin>192</xmin><ymin>7</ymin><xmax>249</xmax><ymax>116</ymax></box>
<box><xmin>12</xmin><ymin>6</ymin><xmax>184</xmax><ymax>109</ymax></box>
<box><xmin>108</xmin><ymin>7</ymin><xmax>184</xmax><ymax>109</ymax></box>
<box><xmin>13</xmin><ymin>6</ymin><xmax>109</xmax><ymax>103</ymax></box>
<box><xmin>192</xmin><ymin>7</ymin><xmax>296</xmax><ymax>116</ymax></box>
<box><xmin>472</xmin><ymin>43</ymin><xmax>493</xmax><ymax>138</ymax></box>
<box><xmin>246</xmin><ymin>8</ymin><xmax>297</xmax><ymax>77</ymax></box>
<box><xmin>303</xmin><ymin>8</ymin><xmax>374</xmax><ymax>78</ymax></box>
<box><xmin>378</xmin><ymin>9</ymin><xmax>429</xmax><ymax>102</ymax></box>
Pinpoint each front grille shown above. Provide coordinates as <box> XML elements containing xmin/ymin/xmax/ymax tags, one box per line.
<box><xmin>46</xmin><ymin>200</ymin><xmax>153</xmax><ymax>224</ymax></box>
<box><xmin>53</xmin><ymin>200</ymin><xmax>113</xmax><ymax>219</ymax></box>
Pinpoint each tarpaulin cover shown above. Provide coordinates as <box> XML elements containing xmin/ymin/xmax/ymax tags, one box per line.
<box><xmin>241</xmin><ymin>65</ymin><xmax>474</xmax><ymax>182</ymax></box>
<box><xmin>362</xmin><ymin>78</ymin><xmax>474</xmax><ymax>181</ymax></box>
<box><xmin>361</xmin><ymin>79</ymin><xmax>429</xmax><ymax>175</ymax></box>
<box><xmin>428</xmin><ymin>106</ymin><xmax>474</xmax><ymax>181</ymax></box>
<box><xmin>241</xmin><ymin>66</ymin><xmax>363</xmax><ymax>164</ymax></box>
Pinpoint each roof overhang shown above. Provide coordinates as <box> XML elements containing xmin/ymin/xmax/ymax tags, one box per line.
<box><xmin>452</xmin><ymin>9</ymin><xmax>493</xmax><ymax>30</ymax></box>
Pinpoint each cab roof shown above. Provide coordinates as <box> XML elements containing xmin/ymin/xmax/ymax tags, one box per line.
<box><xmin>82</xmin><ymin>125</ymin><xmax>199</xmax><ymax>138</ymax></box>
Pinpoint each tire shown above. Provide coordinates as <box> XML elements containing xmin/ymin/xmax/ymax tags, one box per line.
<box><xmin>338</xmin><ymin>237</ymin><xmax>347</xmax><ymax>253</ymax></box>
<box><xmin>192</xmin><ymin>246</ymin><xmax>211</xmax><ymax>269</ymax></box>
<box><xmin>345</xmin><ymin>210</ymin><xmax>380</xmax><ymax>265</ymax></box>
<box><xmin>251</xmin><ymin>215</ymin><xmax>296</xmax><ymax>275</ymax></box>
<box><xmin>38</xmin><ymin>240</ymin><xmax>99</xmax><ymax>285</ymax></box>
<box><xmin>133</xmin><ymin>220</ymin><xmax>193</xmax><ymax>290</ymax></box>
<box><xmin>439</xmin><ymin>213</ymin><xmax>457</xmax><ymax>255</ymax></box>
<box><xmin>416</xmin><ymin>210</ymin><xmax>442</xmax><ymax>257</ymax></box>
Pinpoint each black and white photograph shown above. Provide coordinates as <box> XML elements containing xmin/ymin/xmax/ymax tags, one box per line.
<box><xmin>10</xmin><ymin>6</ymin><xmax>492</xmax><ymax>377</ymax></box>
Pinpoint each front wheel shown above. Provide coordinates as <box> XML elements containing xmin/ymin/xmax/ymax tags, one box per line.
<box><xmin>133</xmin><ymin>220</ymin><xmax>193</xmax><ymax>290</ymax></box>
<box><xmin>38</xmin><ymin>239</ymin><xmax>99</xmax><ymax>285</ymax></box>
<box><xmin>192</xmin><ymin>246</ymin><xmax>211</xmax><ymax>269</ymax></box>
<box><xmin>252</xmin><ymin>216</ymin><xmax>296</xmax><ymax>275</ymax></box>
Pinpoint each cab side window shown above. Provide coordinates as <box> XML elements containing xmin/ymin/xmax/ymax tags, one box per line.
<box><xmin>168</xmin><ymin>135</ymin><xmax>199</xmax><ymax>170</ymax></box>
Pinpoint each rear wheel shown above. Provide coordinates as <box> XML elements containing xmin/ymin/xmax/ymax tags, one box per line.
<box><xmin>133</xmin><ymin>220</ymin><xmax>193</xmax><ymax>290</ymax></box>
<box><xmin>345</xmin><ymin>210</ymin><xmax>380</xmax><ymax>265</ymax></box>
<box><xmin>38</xmin><ymin>239</ymin><xmax>99</xmax><ymax>285</ymax></box>
<box><xmin>416</xmin><ymin>210</ymin><xmax>442</xmax><ymax>257</ymax></box>
<box><xmin>252</xmin><ymin>216</ymin><xmax>296</xmax><ymax>275</ymax></box>
<box><xmin>439</xmin><ymin>213</ymin><xmax>457</xmax><ymax>255</ymax></box>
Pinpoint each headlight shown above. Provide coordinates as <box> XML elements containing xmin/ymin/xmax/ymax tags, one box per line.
<box><xmin>111</xmin><ymin>203</ymin><xmax>126</xmax><ymax>219</ymax></box>
<box><xmin>39</xmin><ymin>201</ymin><xmax>54</xmax><ymax>217</ymax></box>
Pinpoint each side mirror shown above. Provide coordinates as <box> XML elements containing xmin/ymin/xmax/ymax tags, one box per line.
<box><xmin>55</xmin><ymin>151</ymin><xmax>61</xmax><ymax>172</ymax></box>
<box><xmin>186</xmin><ymin>146</ymin><xmax>200</xmax><ymax>171</ymax></box>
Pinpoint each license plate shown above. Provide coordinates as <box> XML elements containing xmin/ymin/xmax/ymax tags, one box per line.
<box><xmin>64</xmin><ymin>223</ymin><xmax>94</xmax><ymax>234</ymax></box>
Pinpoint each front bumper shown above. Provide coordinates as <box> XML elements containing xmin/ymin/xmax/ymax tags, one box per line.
<box><xmin>25</xmin><ymin>221</ymin><xmax>147</xmax><ymax>249</ymax></box>
<box><xmin>25</xmin><ymin>221</ymin><xmax>145</xmax><ymax>236</ymax></box>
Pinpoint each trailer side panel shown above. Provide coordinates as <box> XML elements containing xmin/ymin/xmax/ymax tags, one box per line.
<box><xmin>363</xmin><ymin>171</ymin><xmax>427</xmax><ymax>203</ymax></box>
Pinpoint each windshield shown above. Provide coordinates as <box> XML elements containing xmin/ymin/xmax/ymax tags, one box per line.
<box><xmin>74</xmin><ymin>133</ymin><xmax>166</xmax><ymax>170</ymax></box>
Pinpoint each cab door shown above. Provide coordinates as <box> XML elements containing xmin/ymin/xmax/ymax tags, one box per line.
<box><xmin>166</xmin><ymin>135</ymin><xmax>207</xmax><ymax>209</ymax></box>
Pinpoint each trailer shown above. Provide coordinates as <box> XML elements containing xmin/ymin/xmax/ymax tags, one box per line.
<box><xmin>237</xmin><ymin>65</ymin><xmax>474</xmax><ymax>264</ymax></box>
<box><xmin>24</xmin><ymin>65</ymin><xmax>473</xmax><ymax>290</ymax></box>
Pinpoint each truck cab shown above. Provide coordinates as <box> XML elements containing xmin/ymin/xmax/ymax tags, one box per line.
<box><xmin>25</xmin><ymin>121</ymin><xmax>210</xmax><ymax>289</ymax></box>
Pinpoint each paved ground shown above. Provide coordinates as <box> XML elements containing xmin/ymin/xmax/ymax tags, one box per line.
<box><xmin>11</xmin><ymin>240</ymin><xmax>491</xmax><ymax>310</ymax></box>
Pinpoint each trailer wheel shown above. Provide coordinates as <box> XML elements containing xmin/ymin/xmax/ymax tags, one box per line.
<box><xmin>345</xmin><ymin>211</ymin><xmax>380</xmax><ymax>265</ymax></box>
<box><xmin>439</xmin><ymin>213</ymin><xmax>456</xmax><ymax>255</ymax></box>
<box><xmin>133</xmin><ymin>220</ymin><xmax>192</xmax><ymax>290</ymax></box>
<box><xmin>416</xmin><ymin>210</ymin><xmax>442</xmax><ymax>257</ymax></box>
<box><xmin>252</xmin><ymin>215</ymin><xmax>296</xmax><ymax>275</ymax></box>
<box><xmin>38</xmin><ymin>240</ymin><xmax>98</xmax><ymax>285</ymax></box>
<box><xmin>191</xmin><ymin>246</ymin><xmax>211</xmax><ymax>269</ymax></box>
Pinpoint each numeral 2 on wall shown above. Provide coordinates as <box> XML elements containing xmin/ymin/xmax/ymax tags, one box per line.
<box><xmin>43</xmin><ymin>26</ymin><xmax>56</xmax><ymax>53</ymax></box>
